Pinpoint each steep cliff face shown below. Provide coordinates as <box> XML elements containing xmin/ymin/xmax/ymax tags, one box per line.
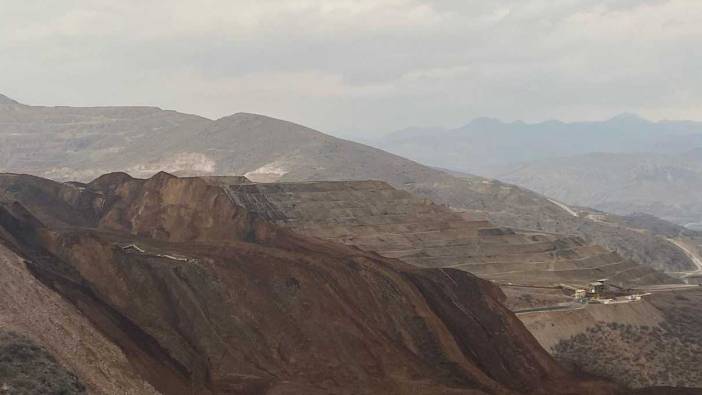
<box><xmin>0</xmin><ymin>172</ymin><xmax>622</xmax><ymax>394</ymax></box>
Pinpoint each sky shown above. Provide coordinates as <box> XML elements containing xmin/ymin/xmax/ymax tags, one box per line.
<box><xmin>1</xmin><ymin>0</ymin><xmax>700</xmax><ymax>138</ymax></box>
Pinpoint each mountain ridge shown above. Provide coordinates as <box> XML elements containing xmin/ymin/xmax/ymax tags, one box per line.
<box><xmin>0</xmin><ymin>96</ymin><xmax>696</xmax><ymax>273</ymax></box>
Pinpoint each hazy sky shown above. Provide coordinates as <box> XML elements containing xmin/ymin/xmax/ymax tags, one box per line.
<box><xmin>1</xmin><ymin>0</ymin><xmax>700</xmax><ymax>137</ymax></box>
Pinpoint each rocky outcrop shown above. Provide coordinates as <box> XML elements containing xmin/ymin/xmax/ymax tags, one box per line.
<box><xmin>0</xmin><ymin>172</ymin><xmax>623</xmax><ymax>394</ymax></box>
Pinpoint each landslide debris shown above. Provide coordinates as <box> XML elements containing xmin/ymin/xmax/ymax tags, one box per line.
<box><xmin>0</xmin><ymin>172</ymin><xmax>623</xmax><ymax>394</ymax></box>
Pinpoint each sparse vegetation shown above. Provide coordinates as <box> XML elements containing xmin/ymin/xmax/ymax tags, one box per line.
<box><xmin>552</xmin><ymin>291</ymin><xmax>702</xmax><ymax>388</ymax></box>
<box><xmin>0</xmin><ymin>331</ymin><xmax>85</xmax><ymax>395</ymax></box>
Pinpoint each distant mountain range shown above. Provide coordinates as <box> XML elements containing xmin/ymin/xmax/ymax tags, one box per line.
<box><xmin>0</xmin><ymin>93</ymin><xmax>697</xmax><ymax>273</ymax></box>
<box><xmin>374</xmin><ymin>115</ymin><xmax>702</xmax><ymax>228</ymax></box>
<box><xmin>493</xmin><ymin>150</ymin><xmax>702</xmax><ymax>228</ymax></box>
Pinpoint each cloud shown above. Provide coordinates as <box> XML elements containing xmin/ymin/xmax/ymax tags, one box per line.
<box><xmin>0</xmin><ymin>0</ymin><xmax>700</xmax><ymax>136</ymax></box>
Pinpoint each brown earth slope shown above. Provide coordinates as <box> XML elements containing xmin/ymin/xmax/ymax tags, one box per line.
<box><xmin>208</xmin><ymin>178</ymin><xmax>702</xmax><ymax>391</ymax></box>
<box><xmin>0</xmin><ymin>172</ymin><xmax>623</xmax><ymax>394</ymax></box>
